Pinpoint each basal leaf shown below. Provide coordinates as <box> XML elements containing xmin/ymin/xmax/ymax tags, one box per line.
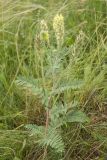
<box><xmin>66</xmin><ymin>110</ymin><xmax>89</xmax><ymax>123</ymax></box>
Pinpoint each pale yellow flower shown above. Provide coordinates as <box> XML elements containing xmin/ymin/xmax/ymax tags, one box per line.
<box><xmin>53</xmin><ymin>14</ymin><xmax>64</xmax><ymax>48</ymax></box>
<box><xmin>40</xmin><ymin>20</ymin><xmax>50</xmax><ymax>46</ymax></box>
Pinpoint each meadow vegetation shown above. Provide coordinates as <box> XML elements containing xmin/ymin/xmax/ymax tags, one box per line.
<box><xmin>0</xmin><ymin>0</ymin><xmax>107</xmax><ymax>159</ymax></box>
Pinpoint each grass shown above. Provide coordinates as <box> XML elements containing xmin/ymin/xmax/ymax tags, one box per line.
<box><xmin>0</xmin><ymin>0</ymin><xmax>107</xmax><ymax>159</ymax></box>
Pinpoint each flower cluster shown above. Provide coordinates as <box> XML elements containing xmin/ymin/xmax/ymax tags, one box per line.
<box><xmin>53</xmin><ymin>14</ymin><xmax>64</xmax><ymax>48</ymax></box>
<box><xmin>40</xmin><ymin>20</ymin><xmax>50</xmax><ymax>46</ymax></box>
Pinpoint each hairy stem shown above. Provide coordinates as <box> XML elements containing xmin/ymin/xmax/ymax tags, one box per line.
<box><xmin>42</xmin><ymin>109</ymin><xmax>50</xmax><ymax>160</ymax></box>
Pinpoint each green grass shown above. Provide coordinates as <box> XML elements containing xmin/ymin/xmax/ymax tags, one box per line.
<box><xmin>0</xmin><ymin>0</ymin><xmax>107</xmax><ymax>159</ymax></box>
